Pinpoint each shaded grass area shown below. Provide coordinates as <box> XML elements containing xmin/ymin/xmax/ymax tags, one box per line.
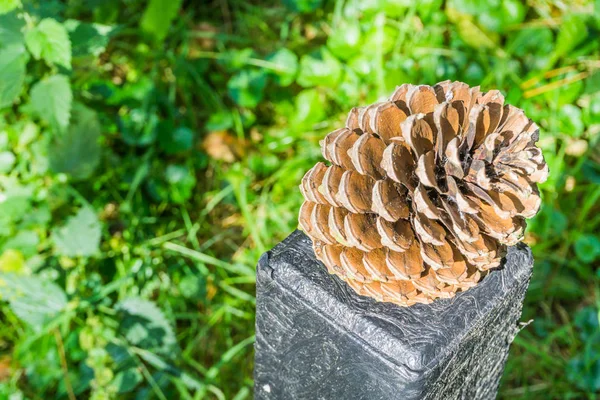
<box><xmin>0</xmin><ymin>0</ymin><xmax>599</xmax><ymax>398</ymax></box>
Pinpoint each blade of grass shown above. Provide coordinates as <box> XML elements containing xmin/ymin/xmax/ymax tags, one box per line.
<box><xmin>163</xmin><ymin>241</ymin><xmax>255</xmax><ymax>276</ymax></box>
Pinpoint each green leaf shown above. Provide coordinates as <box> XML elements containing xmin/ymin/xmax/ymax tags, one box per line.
<box><xmin>25</xmin><ymin>18</ymin><xmax>71</xmax><ymax>69</ymax></box>
<box><xmin>558</xmin><ymin>104</ymin><xmax>584</xmax><ymax>137</ymax></box>
<box><xmin>0</xmin><ymin>0</ymin><xmax>20</xmax><ymax>15</ymax></box>
<box><xmin>509</xmin><ymin>28</ymin><xmax>554</xmax><ymax>57</ymax></box>
<box><xmin>574</xmin><ymin>306</ymin><xmax>600</xmax><ymax>341</ymax></box>
<box><xmin>140</xmin><ymin>0</ymin><xmax>182</xmax><ymax>41</ymax></box>
<box><xmin>178</xmin><ymin>275</ymin><xmax>206</xmax><ymax>300</ymax></box>
<box><xmin>64</xmin><ymin>19</ymin><xmax>112</xmax><ymax>57</ymax></box>
<box><xmin>574</xmin><ymin>234</ymin><xmax>600</xmax><ymax>263</ymax></box>
<box><xmin>30</xmin><ymin>74</ymin><xmax>72</xmax><ymax>132</ymax></box>
<box><xmin>446</xmin><ymin>0</ymin><xmax>488</xmax><ymax>15</ymax></box>
<box><xmin>348</xmin><ymin>53</ymin><xmax>374</xmax><ymax>76</ymax></box>
<box><xmin>0</xmin><ymin>273</ymin><xmax>67</xmax><ymax>331</ymax></box>
<box><xmin>549</xmin><ymin>14</ymin><xmax>587</xmax><ymax>67</ymax></box>
<box><xmin>363</xmin><ymin>24</ymin><xmax>397</xmax><ymax>55</ymax></box>
<box><xmin>414</xmin><ymin>0</ymin><xmax>443</xmax><ymax>21</ymax></box>
<box><xmin>282</xmin><ymin>0</ymin><xmax>322</xmax><ymax>13</ymax></box>
<box><xmin>111</xmin><ymin>368</ymin><xmax>143</xmax><ymax>394</ymax></box>
<box><xmin>327</xmin><ymin>20</ymin><xmax>362</xmax><ymax>60</ymax></box>
<box><xmin>0</xmin><ymin>12</ymin><xmax>24</xmax><ymax>47</ymax></box>
<box><xmin>567</xmin><ymin>354</ymin><xmax>600</xmax><ymax>392</ymax></box>
<box><xmin>48</xmin><ymin>104</ymin><xmax>101</xmax><ymax>180</ymax></box>
<box><xmin>266</xmin><ymin>48</ymin><xmax>298</xmax><ymax>87</ymax></box>
<box><xmin>476</xmin><ymin>0</ymin><xmax>526</xmax><ymax>33</ymax></box>
<box><xmin>0</xmin><ymin>179</ymin><xmax>33</xmax><ymax>225</ymax></box>
<box><xmin>116</xmin><ymin>297</ymin><xmax>177</xmax><ymax>356</ymax></box>
<box><xmin>119</xmin><ymin>108</ymin><xmax>158</xmax><ymax>146</ymax></box>
<box><xmin>583</xmin><ymin>93</ymin><xmax>600</xmax><ymax>126</ymax></box>
<box><xmin>0</xmin><ymin>249</ymin><xmax>25</xmax><ymax>273</ymax></box>
<box><xmin>500</xmin><ymin>0</ymin><xmax>526</xmax><ymax>26</ymax></box>
<box><xmin>292</xmin><ymin>89</ymin><xmax>326</xmax><ymax>130</ymax></box>
<box><xmin>165</xmin><ymin>164</ymin><xmax>196</xmax><ymax>204</ymax></box>
<box><xmin>584</xmin><ymin>70</ymin><xmax>600</xmax><ymax>95</ymax></box>
<box><xmin>456</xmin><ymin>18</ymin><xmax>497</xmax><ymax>50</ymax></box>
<box><xmin>52</xmin><ymin>206</ymin><xmax>101</xmax><ymax>257</ymax></box>
<box><xmin>2</xmin><ymin>230</ymin><xmax>39</xmax><ymax>257</ymax></box>
<box><xmin>158</xmin><ymin>126</ymin><xmax>194</xmax><ymax>154</ymax></box>
<box><xmin>297</xmin><ymin>48</ymin><xmax>342</xmax><ymax>88</ymax></box>
<box><xmin>227</xmin><ymin>69</ymin><xmax>267</xmax><ymax>108</ymax></box>
<box><xmin>0</xmin><ymin>151</ymin><xmax>15</xmax><ymax>172</ymax></box>
<box><xmin>0</xmin><ymin>44</ymin><xmax>27</xmax><ymax>109</ymax></box>
<box><xmin>382</xmin><ymin>0</ymin><xmax>411</xmax><ymax>16</ymax></box>
<box><xmin>545</xmin><ymin>74</ymin><xmax>584</xmax><ymax>107</ymax></box>
<box><xmin>337</xmin><ymin>69</ymin><xmax>363</xmax><ymax>106</ymax></box>
<box><xmin>206</xmin><ymin>111</ymin><xmax>233</xmax><ymax>131</ymax></box>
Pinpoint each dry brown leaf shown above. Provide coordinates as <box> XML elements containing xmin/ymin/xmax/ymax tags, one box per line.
<box><xmin>0</xmin><ymin>356</ymin><xmax>11</xmax><ymax>382</ymax></box>
<box><xmin>202</xmin><ymin>131</ymin><xmax>244</xmax><ymax>162</ymax></box>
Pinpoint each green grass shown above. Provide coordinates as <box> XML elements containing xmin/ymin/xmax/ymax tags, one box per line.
<box><xmin>0</xmin><ymin>0</ymin><xmax>599</xmax><ymax>398</ymax></box>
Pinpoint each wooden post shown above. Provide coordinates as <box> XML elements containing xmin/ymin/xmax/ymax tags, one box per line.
<box><xmin>254</xmin><ymin>230</ymin><xmax>533</xmax><ymax>399</ymax></box>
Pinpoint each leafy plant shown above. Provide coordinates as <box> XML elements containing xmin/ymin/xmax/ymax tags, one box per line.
<box><xmin>0</xmin><ymin>0</ymin><xmax>598</xmax><ymax>398</ymax></box>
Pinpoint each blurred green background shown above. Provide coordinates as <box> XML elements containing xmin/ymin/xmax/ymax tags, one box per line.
<box><xmin>0</xmin><ymin>0</ymin><xmax>599</xmax><ymax>398</ymax></box>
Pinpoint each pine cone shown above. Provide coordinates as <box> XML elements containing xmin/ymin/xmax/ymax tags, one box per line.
<box><xmin>298</xmin><ymin>81</ymin><xmax>548</xmax><ymax>307</ymax></box>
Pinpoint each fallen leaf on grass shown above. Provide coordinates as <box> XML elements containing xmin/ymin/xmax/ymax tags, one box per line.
<box><xmin>202</xmin><ymin>131</ymin><xmax>245</xmax><ymax>163</ymax></box>
<box><xmin>0</xmin><ymin>356</ymin><xmax>11</xmax><ymax>382</ymax></box>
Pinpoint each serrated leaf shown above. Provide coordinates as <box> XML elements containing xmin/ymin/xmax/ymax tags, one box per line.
<box><xmin>25</xmin><ymin>18</ymin><xmax>71</xmax><ymax>69</ymax></box>
<box><xmin>116</xmin><ymin>298</ymin><xmax>178</xmax><ymax>356</ymax></box>
<box><xmin>30</xmin><ymin>74</ymin><xmax>72</xmax><ymax>132</ymax></box>
<box><xmin>0</xmin><ymin>44</ymin><xmax>27</xmax><ymax>109</ymax></box>
<box><xmin>64</xmin><ymin>19</ymin><xmax>112</xmax><ymax>57</ymax></box>
<box><xmin>0</xmin><ymin>273</ymin><xmax>67</xmax><ymax>331</ymax></box>
<box><xmin>0</xmin><ymin>0</ymin><xmax>20</xmax><ymax>15</ymax></box>
<box><xmin>48</xmin><ymin>104</ymin><xmax>101</xmax><ymax>180</ymax></box>
<box><xmin>0</xmin><ymin>12</ymin><xmax>24</xmax><ymax>47</ymax></box>
<box><xmin>52</xmin><ymin>206</ymin><xmax>101</xmax><ymax>257</ymax></box>
<box><xmin>140</xmin><ymin>0</ymin><xmax>182</xmax><ymax>41</ymax></box>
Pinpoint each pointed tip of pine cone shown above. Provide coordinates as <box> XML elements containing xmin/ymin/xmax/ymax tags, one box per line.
<box><xmin>298</xmin><ymin>81</ymin><xmax>547</xmax><ymax>307</ymax></box>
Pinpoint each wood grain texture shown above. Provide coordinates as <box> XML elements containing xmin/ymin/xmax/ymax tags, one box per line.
<box><xmin>254</xmin><ymin>230</ymin><xmax>532</xmax><ymax>399</ymax></box>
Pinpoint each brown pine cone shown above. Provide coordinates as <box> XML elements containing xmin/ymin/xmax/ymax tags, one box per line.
<box><xmin>298</xmin><ymin>81</ymin><xmax>548</xmax><ymax>307</ymax></box>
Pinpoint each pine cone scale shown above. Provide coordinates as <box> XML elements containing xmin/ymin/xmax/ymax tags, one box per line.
<box><xmin>299</xmin><ymin>81</ymin><xmax>547</xmax><ymax>306</ymax></box>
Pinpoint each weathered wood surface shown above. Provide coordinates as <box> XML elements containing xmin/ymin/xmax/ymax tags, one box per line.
<box><xmin>254</xmin><ymin>230</ymin><xmax>533</xmax><ymax>400</ymax></box>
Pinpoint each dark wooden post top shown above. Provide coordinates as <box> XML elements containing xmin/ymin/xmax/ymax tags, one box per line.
<box><xmin>254</xmin><ymin>230</ymin><xmax>533</xmax><ymax>399</ymax></box>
